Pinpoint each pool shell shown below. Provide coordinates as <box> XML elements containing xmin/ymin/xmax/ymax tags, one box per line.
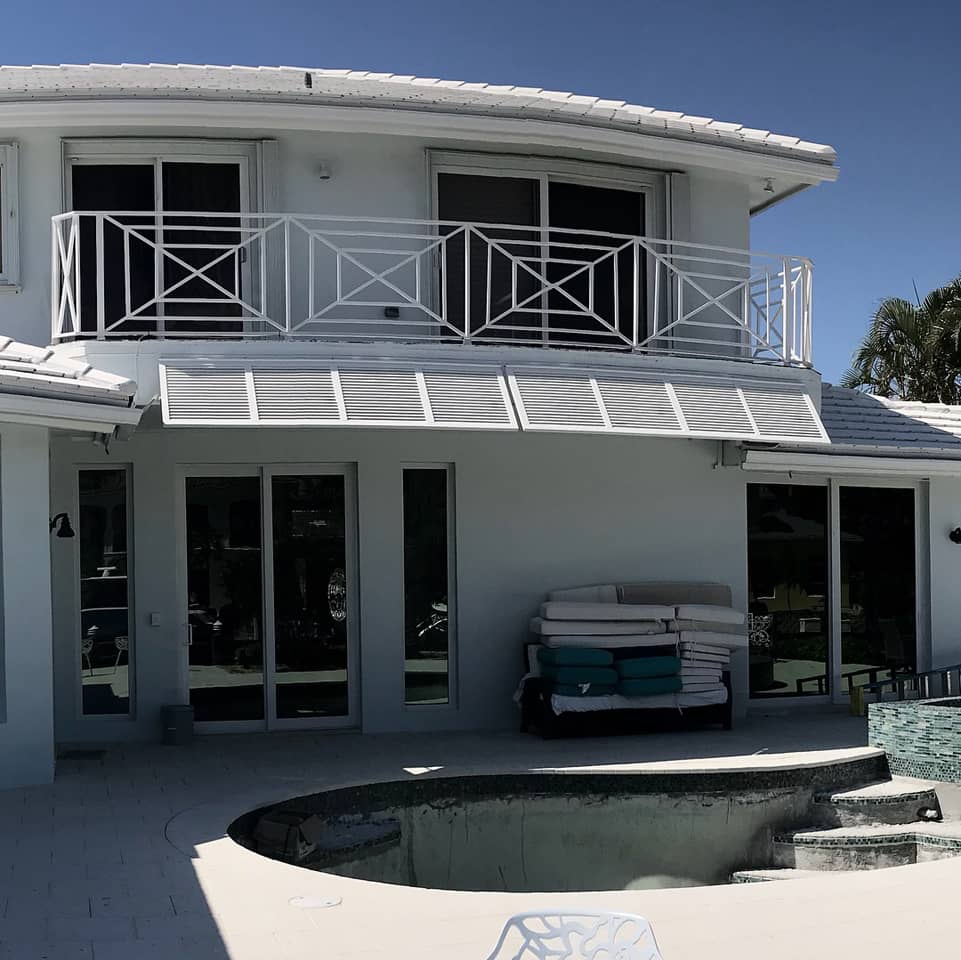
<box><xmin>869</xmin><ymin>697</ymin><xmax>961</xmax><ymax>781</ymax></box>
<box><xmin>229</xmin><ymin>753</ymin><xmax>888</xmax><ymax>893</ymax></box>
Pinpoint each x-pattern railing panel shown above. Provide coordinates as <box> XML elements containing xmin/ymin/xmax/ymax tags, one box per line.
<box><xmin>50</xmin><ymin>211</ymin><xmax>812</xmax><ymax>366</ymax></box>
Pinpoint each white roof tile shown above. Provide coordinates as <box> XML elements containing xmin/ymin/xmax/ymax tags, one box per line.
<box><xmin>0</xmin><ymin>337</ymin><xmax>135</xmax><ymax>405</ymax></box>
<box><xmin>0</xmin><ymin>63</ymin><xmax>837</xmax><ymax>165</ymax></box>
<box><xmin>815</xmin><ymin>385</ymin><xmax>961</xmax><ymax>457</ymax></box>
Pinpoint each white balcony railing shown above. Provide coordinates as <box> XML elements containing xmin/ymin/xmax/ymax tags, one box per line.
<box><xmin>51</xmin><ymin>212</ymin><xmax>813</xmax><ymax>366</ymax></box>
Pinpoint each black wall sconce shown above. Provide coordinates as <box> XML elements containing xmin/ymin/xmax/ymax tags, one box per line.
<box><xmin>949</xmin><ymin>527</ymin><xmax>961</xmax><ymax>544</ymax></box>
<box><xmin>49</xmin><ymin>513</ymin><xmax>75</xmax><ymax>538</ymax></box>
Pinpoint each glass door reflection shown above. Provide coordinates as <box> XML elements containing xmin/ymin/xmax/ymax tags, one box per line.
<box><xmin>185</xmin><ymin>476</ymin><xmax>264</xmax><ymax>722</ymax></box>
<box><xmin>269</xmin><ymin>473</ymin><xmax>351</xmax><ymax>720</ymax></box>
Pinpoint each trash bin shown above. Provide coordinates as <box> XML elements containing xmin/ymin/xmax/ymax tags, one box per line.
<box><xmin>161</xmin><ymin>704</ymin><xmax>194</xmax><ymax>745</ymax></box>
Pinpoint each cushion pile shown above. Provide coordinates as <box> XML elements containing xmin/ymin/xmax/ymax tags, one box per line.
<box><xmin>530</xmin><ymin>594</ymin><xmax>746</xmax><ymax>703</ymax></box>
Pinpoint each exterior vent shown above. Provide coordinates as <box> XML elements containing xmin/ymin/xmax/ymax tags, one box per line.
<box><xmin>159</xmin><ymin>360</ymin><xmax>517</xmax><ymax>430</ymax></box>
<box><xmin>507</xmin><ymin>365</ymin><xmax>827</xmax><ymax>444</ymax></box>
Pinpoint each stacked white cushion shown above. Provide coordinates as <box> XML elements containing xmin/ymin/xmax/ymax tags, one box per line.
<box><xmin>540</xmin><ymin>601</ymin><xmax>674</xmax><ymax>622</ymax></box>
<box><xmin>547</xmin><ymin>584</ymin><xmax>619</xmax><ymax>604</ymax></box>
<box><xmin>674</xmin><ymin>604</ymin><xmax>745</xmax><ymax>625</ymax></box>
<box><xmin>541</xmin><ymin>633</ymin><xmax>679</xmax><ymax>650</ymax></box>
<box><xmin>679</xmin><ymin>631</ymin><xmax>748</xmax><ymax>651</ymax></box>
<box><xmin>531</xmin><ymin>617</ymin><xmax>669</xmax><ymax>637</ymax></box>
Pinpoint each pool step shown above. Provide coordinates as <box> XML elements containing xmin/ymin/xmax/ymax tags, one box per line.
<box><xmin>730</xmin><ymin>868</ymin><xmax>828</xmax><ymax>883</ymax></box>
<box><xmin>772</xmin><ymin>823</ymin><xmax>961</xmax><ymax>872</ymax></box>
<box><xmin>813</xmin><ymin>777</ymin><xmax>941</xmax><ymax>826</ymax></box>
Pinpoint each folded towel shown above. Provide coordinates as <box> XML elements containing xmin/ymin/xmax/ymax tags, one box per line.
<box><xmin>537</xmin><ymin>646</ymin><xmax>614</xmax><ymax>668</ymax></box>
<box><xmin>615</xmin><ymin>655</ymin><xmax>681</xmax><ymax>679</ymax></box>
<box><xmin>617</xmin><ymin>676</ymin><xmax>683</xmax><ymax>696</ymax></box>
<box><xmin>550</xmin><ymin>682</ymin><xmax>618</xmax><ymax>697</ymax></box>
<box><xmin>540</xmin><ymin>665</ymin><xmax>619</xmax><ymax>686</ymax></box>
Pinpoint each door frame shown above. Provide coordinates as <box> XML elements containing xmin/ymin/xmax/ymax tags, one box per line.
<box><xmin>262</xmin><ymin>464</ymin><xmax>361</xmax><ymax>730</ymax></box>
<box><xmin>175</xmin><ymin>463</ymin><xmax>361</xmax><ymax>732</ymax></box>
<box><xmin>746</xmin><ymin>473</ymin><xmax>926</xmax><ymax>707</ymax></box>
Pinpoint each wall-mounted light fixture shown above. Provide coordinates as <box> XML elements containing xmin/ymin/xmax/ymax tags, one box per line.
<box><xmin>317</xmin><ymin>162</ymin><xmax>331</xmax><ymax>181</ymax></box>
<box><xmin>49</xmin><ymin>513</ymin><xmax>75</xmax><ymax>538</ymax></box>
<box><xmin>763</xmin><ymin>178</ymin><xmax>775</xmax><ymax>194</ymax></box>
<box><xmin>949</xmin><ymin>527</ymin><xmax>961</xmax><ymax>544</ymax></box>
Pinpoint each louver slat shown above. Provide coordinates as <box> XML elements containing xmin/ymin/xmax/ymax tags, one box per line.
<box><xmin>162</xmin><ymin>367</ymin><xmax>251</xmax><ymax>423</ymax></box>
<box><xmin>252</xmin><ymin>368</ymin><xmax>340</xmax><ymax>422</ymax></box>
<box><xmin>511</xmin><ymin>374</ymin><xmax>605</xmax><ymax>429</ymax></box>
<box><xmin>595</xmin><ymin>378</ymin><xmax>681</xmax><ymax>433</ymax></box>
<box><xmin>507</xmin><ymin>365</ymin><xmax>827</xmax><ymax>445</ymax></box>
<box><xmin>423</xmin><ymin>371</ymin><xmax>516</xmax><ymax>428</ymax></box>
<box><xmin>337</xmin><ymin>369</ymin><xmax>425</xmax><ymax>423</ymax></box>
<box><xmin>741</xmin><ymin>388</ymin><xmax>826</xmax><ymax>442</ymax></box>
<box><xmin>672</xmin><ymin>383</ymin><xmax>755</xmax><ymax>436</ymax></box>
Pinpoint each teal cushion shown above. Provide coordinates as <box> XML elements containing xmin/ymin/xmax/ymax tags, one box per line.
<box><xmin>617</xmin><ymin>676</ymin><xmax>683</xmax><ymax>696</ymax></box>
<box><xmin>540</xmin><ymin>665</ymin><xmax>619</xmax><ymax>685</ymax></box>
<box><xmin>616</xmin><ymin>656</ymin><xmax>681</xmax><ymax>679</ymax></box>
<box><xmin>537</xmin><ymin>646</ymin><xmax>613</xmax><ymax>668</ymax></box>
<box><xmin>551</xmin><ymin>682</ymin><xmax>618</xmax><ymax>697</ymax></box>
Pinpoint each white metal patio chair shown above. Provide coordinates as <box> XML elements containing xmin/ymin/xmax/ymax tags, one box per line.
<box><xmin>484</xmin><ymin>910</ymin><xmax>664</xmax><ymax>960</ymax></box>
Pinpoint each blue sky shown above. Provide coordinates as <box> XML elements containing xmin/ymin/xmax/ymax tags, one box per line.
<box><xmin>2</xmin><ymin>0</ymin><xmax>958</xmax><ymax>382</ymax></box>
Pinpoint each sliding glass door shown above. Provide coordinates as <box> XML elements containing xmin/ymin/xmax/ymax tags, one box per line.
<box><xmin>747</xmin><ymin>481</ymin><xmax>919</xmax><ymax>701</ymax></box>
<box><xmin>182</xmin><ymin>466</ymin><xmax>357</xmax><ymax>730</ymax></box>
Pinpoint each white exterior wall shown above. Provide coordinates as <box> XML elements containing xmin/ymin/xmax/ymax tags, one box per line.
<box><xmin>0</xmin><ymin>124</ymin><xmax>753</xmax><ymax>348</ymax></box>
<box><xmin>0</xmin><ymin>424</ymin><xmax>54</xmax><ymax>787</ymax></box>
<box><xmin>49</xmin><ymin>426</ymin><xmax>749</xmax><ymax>743</ymax></box>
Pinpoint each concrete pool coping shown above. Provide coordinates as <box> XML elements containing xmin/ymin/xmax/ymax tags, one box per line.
<box><xmin>8</xmin><ymin>714</ymin><xmax>961</xmax><ymax>959</ymax></box>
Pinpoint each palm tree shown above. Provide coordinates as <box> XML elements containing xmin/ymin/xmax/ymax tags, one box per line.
<box><xmin>840</xmin><ymin>278</ymin><xmax>961</xmax><ymax>403</ymax></box>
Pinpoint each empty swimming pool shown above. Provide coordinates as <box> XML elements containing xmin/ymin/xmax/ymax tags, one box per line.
<box><xmin>230</xmin><ymin>755</ymin><xmax>887</xmax><ymax>892</ymax></box>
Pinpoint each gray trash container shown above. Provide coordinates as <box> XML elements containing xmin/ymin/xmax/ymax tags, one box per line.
<box><xmin>161</xmin><ymin>704</ymin><xmax>194</xmax><ymax>745</ymax></box>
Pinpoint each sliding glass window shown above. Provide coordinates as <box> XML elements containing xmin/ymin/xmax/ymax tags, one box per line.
<box><xmin>403</xmin><ymin>467</ymin><xmax>453</xmax><ymax>705</ymax></box>
<box><xmin>78</xmin><ymin>468</ymin><xmax>132</xmax><ymax>715</ymax></box>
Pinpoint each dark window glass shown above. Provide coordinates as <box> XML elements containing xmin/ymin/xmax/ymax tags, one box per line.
<box><xmin>79</xmin><ymin>469</ymin><xmax>131</xmax><ymax>715</ymax></box>
<box><xmin>271</xmin><ymin>475</ymin><xmax>349</xmax><ymax>719</ymax></box>
<box><xmin>839</xmin><ymin>487</ymin><xmax>916</xmax><ymax>688</ymax></box>
<box><xmin>747</xmin><ymin>484</ymin><xmax>829</xmax><ymax>697</ymax></box>
<box><xmin>185</xmin><ymin>477</ymin><xmax>264</xmax><ymax>721</ymax></box>
<box><xmin>403</xmin><ymin>468</ymin><xmax>451</xmax><ymax>704</ymax></box>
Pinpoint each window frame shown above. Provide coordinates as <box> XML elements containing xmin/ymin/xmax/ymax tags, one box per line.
<box><xmin>0</xmin><ymin>142</ymin><xmax>20</xmax><ymax>288</ymax></box>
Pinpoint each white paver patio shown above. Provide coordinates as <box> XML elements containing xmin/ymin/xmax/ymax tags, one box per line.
<box><xmin>2</xmin><ymin>708</ymin><xmax>959</xmax><ymax>959</ymax></box>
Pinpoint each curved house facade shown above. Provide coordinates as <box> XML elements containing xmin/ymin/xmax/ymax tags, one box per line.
<box><xmin>0</xmin><ymin>64</ymin><xmax>953</xmax><ymax>787</ymax></box>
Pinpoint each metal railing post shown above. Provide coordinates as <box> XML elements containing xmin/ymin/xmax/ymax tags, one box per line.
<box><xmin>283</xmin><ymin>215</ymin><xmax>291</xmax><ymax>336</ymax></box>
<box><xmin>464</xmin><ymin>226</ymin><xmax>472</xmax><ymax>343</ymax></box>
<box><xmin>781</xmin><ymin>257</ymin><xmax>794</xmax><ymax>362</ymax></box>
<box><xmin>95</xmin><ymin>214</ymin><xmax>106</xmax><ymax>340</ymax></box>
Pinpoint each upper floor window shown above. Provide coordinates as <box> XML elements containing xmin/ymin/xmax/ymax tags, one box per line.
<box><xmin>0</xmin><ymin>143</ymin><xmax>20</xmax><ymax>287</ymax></box>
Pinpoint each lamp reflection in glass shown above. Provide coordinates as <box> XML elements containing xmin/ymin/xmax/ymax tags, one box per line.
<box><xmin>49</xmin><ymin>513</ymin><xmax>75</xmax><ymax>538</ymax></box>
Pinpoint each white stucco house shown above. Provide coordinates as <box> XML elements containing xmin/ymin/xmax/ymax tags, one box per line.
<box><xmin>0</xmin><ymin>63</ymin><xmax>958</xmax><ymax>789</ymax></box>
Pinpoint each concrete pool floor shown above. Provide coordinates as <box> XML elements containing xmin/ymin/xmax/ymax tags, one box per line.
<box><xmin>3</xmin><ymin>708</ymin><xmax>961</xmax><ymax>959</ymax></box>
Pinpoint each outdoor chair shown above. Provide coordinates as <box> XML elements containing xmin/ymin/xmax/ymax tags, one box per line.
<box><xmin>484</xmin><ymin>910</ymin><xmax>664</xmax><ymax>960</ymax></box>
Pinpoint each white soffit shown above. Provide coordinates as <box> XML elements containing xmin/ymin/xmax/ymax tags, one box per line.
<box><xmin>506</xmin><ymin>366</ymin><xmax>829</xmax><ymax>444</ymax></box>
<box><xmin>159</xmin><ymin>360</ymin><xmax>518</xmax><ymax>429</ymax></box>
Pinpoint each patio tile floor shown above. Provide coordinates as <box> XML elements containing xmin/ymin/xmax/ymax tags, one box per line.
<box><xmin>3</xmin><ymin>708</ymin><xmax>959</xmax><ymax>958</ymax></box>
